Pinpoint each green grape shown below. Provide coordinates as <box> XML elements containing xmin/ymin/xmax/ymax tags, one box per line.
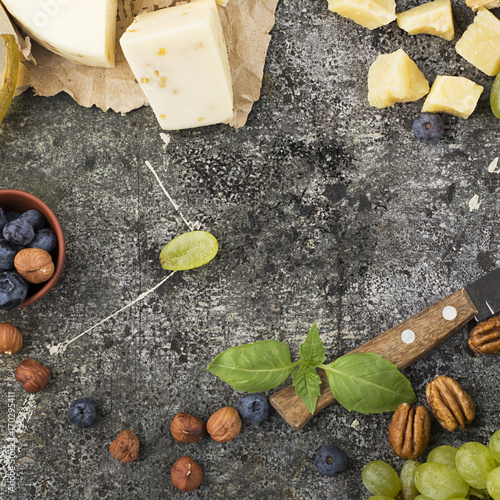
<box><xmin>455</xmin><ymin>441</ymin><xmax>496</xmax><ymax>489</ymax></box>
<box><xmin>491</xmin><ymin>71</ymin><xmax>500</xmax><ymax>119</ymax></box>
<box><xmin>362</xmin><ymin>460</ymin><xmax>401</xmax><ymax>498</ymax></box>
<box><xmin>400</xmin><ymin>460</ymin><xmax>421</xmax><ymax>500</ymax></box>
<box><xmin>159</xmin><ymin>231</ymin><xmax>218</xmax><ymax>271</ymax></box>
<box><xmin>366</xmin><ymin>497</ymin><xmax>397</xmax><ymax>500</ymax></box>
<box><xmin>487</xmin><ymin>467</ymin><xmax>500</xmax><ymax>500</ymax></box>
<box><xmin>414</xmin><ymin>462</ymin><xmax>469</xmax><ymax>500</ymax></box>
<box><xmin>427</xmin><ymin>445</ymin><xmax>458</xmax><ymax>468</ymax></box>
<box><xmin>489</xmin><ymin>429</ymin><xmax>500</xmax><ymax>463</ymax></box>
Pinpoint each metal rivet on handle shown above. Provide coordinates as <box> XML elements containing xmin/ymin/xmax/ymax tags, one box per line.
<box><xmin>442</xmin><ymin>305</ymin><xmax>457</xmax><ymax>321</ymax></box>
<box><xmin>401</xmin><ymin>329</ymin><xmax>416</xmax><ymax>344</ymax></box>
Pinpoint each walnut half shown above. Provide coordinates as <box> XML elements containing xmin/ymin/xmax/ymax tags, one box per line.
<box><xmin>389</xmin><ymin>403</ymin><xmax>431</xmax><ymax>459</ymax></box>
<box><xmin>426</xmin><ymin>375</ymin><xmax>475</xmax><ymax>432</ymax></box>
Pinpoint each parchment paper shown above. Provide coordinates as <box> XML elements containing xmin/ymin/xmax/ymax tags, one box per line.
<box><xmin>3</xmin><ymin>0</ymin><xmax>280</xmax><ymax>128</ymax></box>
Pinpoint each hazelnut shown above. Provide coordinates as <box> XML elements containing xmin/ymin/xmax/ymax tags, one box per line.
<box><xmin>14</xmin><ymin>359</ymin><xmax>50</xmax><ymax>393</ymax></box>
<box><xmin>109</xmin><ymin>429</ymin><xmax>140</xmax><ymax>463</ymax></box>
<box><xmin>170</xmin><ymin>412</ymin><xmax>206</xmax><ymax>443</ymax></box>
<box><xmin>171</xmin><ymin>456</ymin><xmax>202</xmax><ymax>492</ymax></box>
<box><xmin>0</xmin><ymin>322</ymin><xmax>22</xmax><ymax>354</ymax></box>
<box><xmin>14</xmin><ymin>248</ymin><xmax>55</xmax><ymax>284</ymax></box>
<box><xmin>206</xmin><ymin>406</ymin><xmax>241</xmax><ymax>443</ymax></box>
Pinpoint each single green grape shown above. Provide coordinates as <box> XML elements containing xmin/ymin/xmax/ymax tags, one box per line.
<box><xmin>427</xmin><ymin>445</ymin><xmax>458</xmax><ymax>468</ymax></box>
<box><xmin>491</xmin><ymin>71</ymin><xmax>500</xmax><ymax>119</ymax></box>
<box><xmin>455</xmin><ymin>441</ymin><xmax>496</xmax><ymax>489</ymax></box>
<box><xmin>400</xmin><ymin>460</ymin><xmax>420</xmax><ymax>500</ymax></box>
<box><xmin>414</xmin><ymin>462</ymin><xmax>469</xmax><ymax>500</ymax></box>
<box><xmin>489</xmin><ymin>429</ymin><xmax>500</xmax><ymax>463</ymax></box>
<box><xmin>366</xmin><ymin>497</ymin><xmax>396</xmax><ymax>500</ymax></box>
<box><xmin>486</xmin><ymin>466</ymin><xmax>500</xmax><ymax>500</ymax></box>
<box><xmin>159</xmin><ymin>231</ymin><xmax>218</xmax><ymax>271</ymax></box>
<box><xmin>361</xmin><ymin>460</ymin><xmax>401</xmax><ymax>498</ymax></box>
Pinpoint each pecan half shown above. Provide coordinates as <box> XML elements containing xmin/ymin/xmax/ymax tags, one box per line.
<box><xmin>389</xmin><ymin>403</ymin><xmax>431</xmax><ymax>459</ymax></box>
<box><xmin>469</xmin><ymin>316</ymin><xmax>500</xmax><ymax>354</ymax></box>
<box><xmin>426</xmin><ymin>375</ymin><xmax>475</xmax><ymax>431</ymax></box>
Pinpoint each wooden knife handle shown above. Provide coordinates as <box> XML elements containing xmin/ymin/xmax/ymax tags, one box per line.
<box><xmin>269</xmin><ymin>289</ymin><xmax>478</xmax><ymax>430</ymax></box>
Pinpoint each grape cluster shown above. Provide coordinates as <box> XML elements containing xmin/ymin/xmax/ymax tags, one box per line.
<box><xmin>362</xmin><ymin>428</ymin><xmax>500</xmax><ymax>500</ymax></box>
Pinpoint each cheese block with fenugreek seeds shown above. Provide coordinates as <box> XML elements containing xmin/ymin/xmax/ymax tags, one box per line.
<box><xmin>397</xmin><ymin>0</ymin><xmax>454</xmax><ymax>41</ymax></box>
<box><xmin>327</xmin><ymin>0</ymin><xmax>396</xmax><ymax>30</ymax></box>
<box><xmin>422</xmin><ymin>76</ymin><xmax>483</xmax><ymax>118</ymax></box>
<box><xmin>0</xmin><ymin>0</ymin><xmax>117</xmax><ymax>67</ymax></box>
<box><xmin>120</xmin><ymin>0</ymin><xmax>233</xmax><ymax>131</ymax></box>
<box><xmin>368</xmin><ymin>49</ymin><xmax>429</xmax><ymax>108</ymax></box>
<box><xmin>455</xmin><ymin>8</ymin><xmax>500</xmax><ymax>76</ymax></box>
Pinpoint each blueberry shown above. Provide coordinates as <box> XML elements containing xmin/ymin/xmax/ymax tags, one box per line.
<box><xmin>28</xmin><ymin>228</ymin><xmax>57</xmax><ymax>253</ymax></box>
<box><xmin>0</xmin><ymin>208</ymin><xmax>7</xmax><ymax>232</ymax></box>
<box><xmin>0</xmin><ymin>239</ymin><xmax>16</xmax><ymax>271</ymax></box>
<box><xmin>237</xmin><ymin>393</ymin><xmax>269</xmax><ymax>424</ymax></box>
<box><xmin>68</xmin><ymin>398</ymin><xmax>99</xmax><ymax>428</ymax></box>
<box><xmin>412</xmin><ymin>113</ymin><xmax>444</xmax><ymax>143</ymax></box>
<box><xmin>315</xmin><ymin>445</ymin><xmax>348</xmax><ymax>476</ymax></box>
<box><xmin>5</xmin><ymin>211</ymin><xmax>20</xmax><ymax>222</ymax></box>
<box><xmin>20</xmin><ymin>209</ymin><xmax>45</xmax><ymax>230</ymax></box>
<box><xmin>0</xmin><ymin>271</ymin><xmax>28</xmax><ymax>310</ymax></box>
<box><xmin>3</xmin><ymin>219</ymin><xmax>35</xmax><ymax>246</ymax></box>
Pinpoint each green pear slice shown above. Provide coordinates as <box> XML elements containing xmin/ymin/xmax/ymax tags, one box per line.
<box><xmin>0</xmin><ymin>34</ymin><xmax>19</xmax><ymax>124</ymax></box>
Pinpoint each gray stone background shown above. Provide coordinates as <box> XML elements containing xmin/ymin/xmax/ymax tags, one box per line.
<box><xmin>0</xmin><ymin>0</ymin><xmax>499</xmax><ymax>498</ymax></box>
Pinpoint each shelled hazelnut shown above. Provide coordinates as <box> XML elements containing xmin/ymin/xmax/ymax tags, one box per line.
<box><xmin>170</xmin><ymin>412</ymin><xmax>206</xmax><ymax>443</ymax></box>
<box><xmin>14</xmin><ymin>359</ymin><xmax>50</xmax><ymax>393</ymax></box>
<box><xmin>206</xmin><ymin>406</ymin><xmax>241</xmax><ymax>443</ymax></box>
<box><xmin>171</xmin><ymin>456</ymin><xmax>202</xmax><ymax>492</ymax></box>
<box><xmin>0</xmin><ymin>322</ymin><xmax>22</xmax><ymax>355</ymax></box>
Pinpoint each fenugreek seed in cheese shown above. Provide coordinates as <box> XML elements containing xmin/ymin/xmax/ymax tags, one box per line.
<box><xmin>120</xmin><ymin>0</ymin><xmax>233</xmax><ymax>131</ymax></box>
<box><xmin>1</xmin><ymin>0</ymin><xmax>117</xmax><ymax>68</ymax></box>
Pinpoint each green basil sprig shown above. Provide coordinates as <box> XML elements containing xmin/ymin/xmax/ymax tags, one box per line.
<box><xmin>207</xmin><ymin>324</ymin><xmax>416</xmax><ymax>415</ymax></box>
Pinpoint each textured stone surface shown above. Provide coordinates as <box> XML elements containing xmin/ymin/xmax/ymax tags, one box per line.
<box><xmin>0</xmin><ymin>0</ymin><xmax>499</xmax><ymax>498</ymax></box>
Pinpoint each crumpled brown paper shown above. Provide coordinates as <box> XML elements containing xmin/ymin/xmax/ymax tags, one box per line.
<box><xmin>4</xmin><ymin>0</ymin><xmax>280</xmax><ymax>128</ymax></box>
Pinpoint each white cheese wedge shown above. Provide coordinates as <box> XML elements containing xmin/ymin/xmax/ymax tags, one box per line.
<box><xmin>120</xmin><ymin>0</ymin><xmax>233</xmax><ymax>131</ymax></box>
<box><xmin>0</xmin><ymin>0</ymin><xmax>117</xmax><ymax>68</ymax></box>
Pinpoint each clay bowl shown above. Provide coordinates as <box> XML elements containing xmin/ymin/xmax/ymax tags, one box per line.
<box><xmin>0</xmin><ymin>189</ymin><xmax>66</xmax><ymax>308</ymax></box>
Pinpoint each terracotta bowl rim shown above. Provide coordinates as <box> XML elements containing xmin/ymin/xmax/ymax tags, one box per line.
<box><xmin>0</xmin><ymin>189</ymin><xmax>66</xmax><ymax>308</ymax></box>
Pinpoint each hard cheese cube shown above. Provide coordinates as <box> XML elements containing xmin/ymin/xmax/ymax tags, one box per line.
<box><xmin>422</xmin><ymin>76</ymin><xmax>483</xmax><ymax>118</ymax></box>
<box><xmin>397</xmin><ymin>0</ymin><xmax>454</xmax><ymax>41</ymax></box>
<box><xmin>455</xmin><ymin>8</ymin><xmax>500</xmax><ymax>76</ymax></box>
<box><xmin>368</xmin><ymin>49</ymin><xmax>429</xmax><ymax>108</ymax></box>
<box><xmin>327</xmin><ymin>0</ymin><xmax>396</xmax><ymax>30</ymax></box>
<box><xmin>120</xmin><ymin>0</ymin><xmax>233</xmax><ymax>130</ymax></box>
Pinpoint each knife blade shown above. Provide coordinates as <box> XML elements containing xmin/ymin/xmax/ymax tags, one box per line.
<box><xmin>269</xmin><ymin>268</ymin><xmax>500</xmax><ymax>430</ymax></box>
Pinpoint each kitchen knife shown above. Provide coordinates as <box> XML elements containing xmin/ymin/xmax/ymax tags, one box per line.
<box><xmin>269</xmin><ymin>268</ymin><xmax>500</xmax><ymax>430</ymax></box>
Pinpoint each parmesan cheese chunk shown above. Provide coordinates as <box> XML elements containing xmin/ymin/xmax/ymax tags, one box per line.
<box><xmin>422</xmin><ymin>76</ymin><xmax>483</xmax><ymax>118</ymax></box>
<box><xmin>397</xmin><ymin>0</ymin><xmax>455</xmax><ymax>41</ymax></box>
<box><xmin>455</xmin><ymin>8</ymin><xmax>500</xmax><ymax>76</ymax></box>
<box><xmin>120</xmin><ymin>0</ymin><xmax>233</xmax><ymax>131</ymax></box>
<box><xmin>1</xmin><ymin>0</ymin><xmax>117</xmax><ymax>68</ymax></box>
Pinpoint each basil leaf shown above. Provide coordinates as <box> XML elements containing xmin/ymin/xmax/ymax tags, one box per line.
<box><xmin>292</xmin><ymin>363</ymin><xmax>322</xmax><ymax>415</ymax></box>
<box><xmin>159</xmin><ymin>231</ymin><xmax>218</xmax><ymax>271</ymax></box>
<box><xmin>321</xmin><ymin>353</ymin><xmax>416</xmax><ymax>414</ymax></box>
<box><xmin>207</xmin><ymin>340</ymin><xmax>296</xmax><ymax>392</ymax></box>
<box><xmin>299</xmin><ymin>323</ymin><xmax>326</xmax><ymax>367</ymax></box>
